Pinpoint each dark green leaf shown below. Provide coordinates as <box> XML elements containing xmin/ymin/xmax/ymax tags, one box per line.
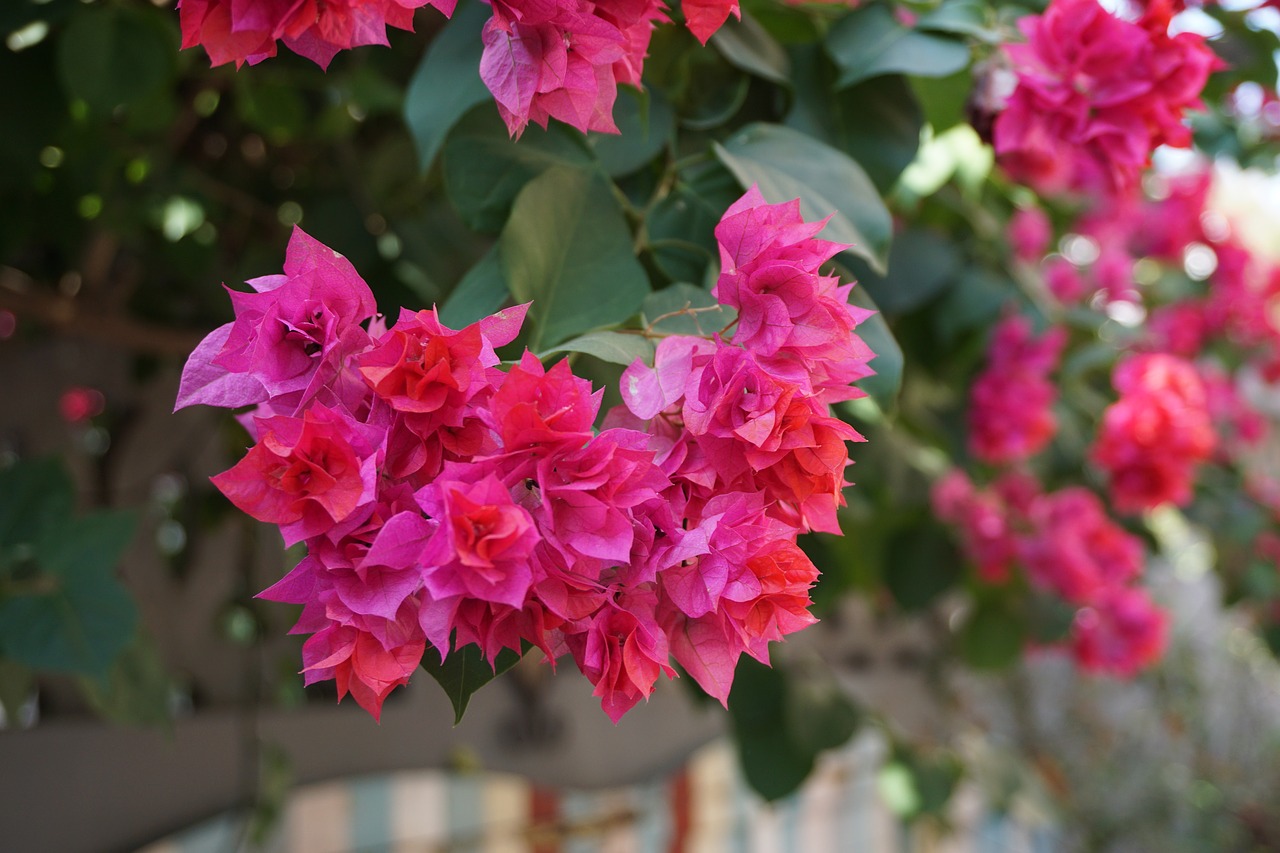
<box><xmin>589</xmin><ymin>87</ymin><xmax>674</xmax><ymax>177</ymax></box>
<box><xmin>443</xmin><ymin>107</ymin><xmax>595</xmax><ymax>233</ymax></box>
<box><xmin>915</xmin><ymin>0</ymin><xmax>1000</xmax><ymax>41</ymax></box>
<box><xmin>884</xmin><ymin>524</ymin><xmax>962</xmax><ymax>611</ymax></box>
<box><xmin>784</xmin><ymin>660</ymin><xmax>860</xmax><ymax>754</ymax></box>
<box><xmin>420</xmin><ymin>642</ymin><xmax>523</xmax><ymax>724</ymax></box>
<box><xmin>932</xmin><ymin>268</ymin><xmax>1012</xmax><ymax>344</ymax></box>
<box><xmin>714</xmin><ymin>123</ymin><xmax>892</xmax><ymax>272</ymax></box>
<box><xmin>80</xmin><ymin>632</ymin><xmax>173</xmax><ymax>726</ymax></box>
<box><xmin>959</xmin><ymin>599</ymin><xmax>1026</xmax><ymax>670</ymax></box>
<box><xmin>728</xmin><ymin>657</ymin><xmax>814</xmax><ymax>800</ymax></box>
<box><xmin>499</xmin><ymin>167</ymin><xmax>650</xmax><ymax>350</ymax></box>
<box><xmin>0</xmin><ymin>658</ymin><xmax>34</xmax><ymax>724</ymax></box>
<box><xmin>826</xmin><ymin>6</ymin><xmax>970</xmax><ymax>89</ymax></box>
<box><xmin>440</xmin><ymin>245</ymin><xmax>509</xmax><ymax>329</ymax></box>
<box><xmin>541</xmin><ymin>331</ymin><xmax>655</xmax><ymax>366</ymax></box>
<box><xmin>56</xmin><ymin>5</ymin><xmax>175</xmax><ymax>117</ymax></box>
<box><xmin>848</xmin><ymin>286</ymin><xmax>903</xmax><ymax>413</ymax></box>
<box><xmin>848</xmin><ymin>227</ymin><xmax>961</xmax><ymax>316</ymax></box>
<box><xmin>644</xmin><ymin>161</ymin><xmax>741</xmax><ymax>283</ymax></box>
<box><xmin>0</xmin><ymin>456</ymin><xmax>74</xmax><ymax>553</ymax></box>
<box><xmin>710</xmin><ymin>13</ymin><xmax>791</xmax><ymax>85</ymax></box>
<box><xmin>0</xmin><ymin>510</ymin><xmax>138</xmax><ymax>677</ymax></box>
<box><xmin>909</xmin><ymin>70</ymin><xmax>974</xmax><ymax>133</ymax></box>
<box><xmin>236</xmin><ymin>79</ymin><xmax>308</xmax><ymax>143</ymax></box>
<box><xmin>405</xmin><ymin>2</ymin><xmax>491</xmax><ymax>172</ymax></box>
<box><xmin>642</xmin><ymin>282</ymin><xmax>735</xmax><ymax>337</ymax></box>
<box><xmin>787</xmin><ymin>46</ymin><xmax>923</xmax><ymax>194</ymax></box>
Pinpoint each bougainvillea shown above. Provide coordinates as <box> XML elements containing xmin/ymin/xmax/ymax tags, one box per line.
<box><xmin>176</xmin><ymin>189</ymin><xmax>872</xmax><ymax>721</ymax></box>
<box><xmin>967</xmin><ymin>314</ymin><xmax>1066</xmax><ymax>465</ymax></box>
<box><xmin>179</xmin><ymin>0</ymin><xmax>742</xmax><ymax>136</ymax></box>
<box><xmin>993</xmin><ymin>0</ymin><xmax>1217</xmax><ymax>196</ymax></box>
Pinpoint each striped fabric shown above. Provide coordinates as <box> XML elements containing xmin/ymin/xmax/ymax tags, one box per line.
<box><xmin>137</xmin><ymin>735</ymin><xmax>1058</xmax><ymax>853</ymax></box>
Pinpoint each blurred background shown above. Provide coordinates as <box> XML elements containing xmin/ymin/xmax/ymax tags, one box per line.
<box><xmin>5</xmin><ymin>0</ymin><xmax>1280</xmax><ymax>851</ymax></box>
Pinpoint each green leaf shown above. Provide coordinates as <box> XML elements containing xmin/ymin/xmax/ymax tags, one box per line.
<box><xmin>56</xmin><ymin>4</ymin><xmax>175</xmax><ymax>117</ymax></box>
<box><xmin>728</xmin><ymin>657</ymin><xmax>814</xmax><ymax>801</ymax></box>
<box><xmin>236</xmin><ymin>79</ymin><xmax>308</xmax><ymax>143</ymax></box>
<box><xmin>710</xmin><ymin>13</ymin><xmax>791</xmax><ymax>85</ymax></box>
<box><xmin>541</xmin><ymin>330</ymin><xmax>655</xmax><ymax>366</ymax></box>
<box><xmin>0</xmin><ymin>510</ymin><xmax>138</xmax><ymax>677</ymax></box>
<box><xmin>847</xmin><ymin>227</ymin><xmax>961</xmax><ymax>316</ymax></box>
<box><xmin>932</xmin><ymin>268</ymin><xmax>1012</xmax><ymax>345</ymax></box>
<box><xmin>0</xmin><ymin>658</ymin><xmax>34</xmax><ymax>724</ymax></box>
<box><xmin>589</xmin><ymin>87</ymin><xmax>674</xmax><ymax>177</ymax></box>
<box><xmin>499</xmin><ymin>167</ymin><xmax>651</xmax><ymax>350</ymax></box>
<box><xmin>405</xmin><ymin>2</ymin><xmax>491</xmax><ymax>172</ymax></box>
<box><xmin>642</xmin><ymin>282</ymin><xmax>736</xmax><ymax>337</ymax></box>
<box><xmin>848</xmin><ymin>286</ymin><xmax>903</xmax><ymax>413</ymax></box>
<box><xmin>440</xmin><ymin>245</ymin><xmax>509</xmax><ymax>329</ymax></box>
<box><xmin>915</xmin><ymin>0</ymin><xmax>1000</xmax><ymax>41</ymax></box>
<box><xmin>909</xmin><ymin>70</ymin><xmax>974</xmax><ymax>133</ymax></box>
<box><xmin>960</xmin><ymin>599</ymin><xmax>1026</xmax><ymax>670</ymax></box>
<box><xmin>714</xmin><ymin>123</ymin><xmax>892</xmax><ymax>272</ymax></box>
<box><xmin>420</xmin><ymin>642</ymin><xmax>523</xmax><ymax>724</ymax></box>
<box><xmin>884</xmin><ymin>524</ymin><xmax>962</xmax><ymax>611</ymax></box>
<box><xmin>786</xmin><ymin>46</ymin><xmax>923</xmax><ymax>194</ymax></box>
<box><xmin>784</xmin><ymin>659</ymin><xmax>860</xmax><ymax>755</ymax></box>
<box><xmin>0</xmin><ymin>456</ymin><xmax>74</xmax><ymax>554</ymax></box>
<box><xmin>825</xmin><ymin>6</ymin><xmax>970</xmax><ymax>89</ymax></box>
<box><xmin>80</xmin><ymin>632</ymin><xmax>173</xmax><ymax>727</ymax></box>
<box><xmin>443</xmin><ymin>107</ymin><xmax>595</xmax><ymax>233</ymax></box>
<box><xmin>644</xmin><ymin>161</ymin><xmax>742</xmax><ymax>283</ymax></box>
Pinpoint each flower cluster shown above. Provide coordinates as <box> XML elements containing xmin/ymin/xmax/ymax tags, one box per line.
<box><xmin>967</xmin><ymin>314</ymin><xmax>1066</xmax><ymax>465</ymax></box>
<box><xmin>176</xmin><ymin>188</ymin><xmax>871</xmax><ymax>721</ymax></box>
<box><xmin>1091</xmin><ymin>353</ymin><xmax>1216</xmax><ymax>514</ymax></box>
<box><xmin>177</xmin><ymin>0</ymin><xmax>450</xmax><ymax>69</ymax></box>
<box><xmin>178</xmin><ymin>0</ymin><xmax>740</xmax><ymax>136</ymax></box>
<box><xmin>993</xmin><ymin>0</ymin><xmax>1217</xmax><ymax>197</ymax></box>
<box><xmin>933</xmin><ymin>470</ymin><xmax>1166</xmax><ymax>676</ymax></box>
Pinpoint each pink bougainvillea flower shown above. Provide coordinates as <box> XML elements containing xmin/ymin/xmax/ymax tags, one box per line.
<box><xmin>967</xmin><ymin>314</ymin><xmax>1066</xmax><ymax>465</ymax></box>
<box><xmin>1070</xmin><ymin>586</ymin><xmax>1168</xmax><ymax>677</ymax></box>
<box><xmin>178</xmin><ymin>0</ymin><xmax>450</xmax><ymax>69</ymax></box>
<box><xmin>480</xmin><ymin>0</ymin><xmax>665</xmax><ymax>136</ymax></box>
<box><xmin>1018</xmin><ymin>487</ymin><xmax>1144</xmax><ymax>604</ymax></box>
<box><xmin>681</xmin><ymin>0</ymin><xmax>739</xmax><ymax>43</ymax></box>
<box><xmin>301</xmin><ymin>600</ymin><xmax>426</xmax><ymax>720</ymax></box>
<box><xmin>1091</xmin><ymin>352</ymin><xmax>1216</xmax><ymax>513</ymax></box>
<box><xmin>417</xmin><ymin>467</ymin><xmax>542</xmax><ymax>615</ymax></box>
<box><xmin>211</xmin><ymin>405</ymin><xmax>380</xmax><ymax>545</ymax></box>
<box><xmin>564</xmin><ymin>590</ymin><xmax>675</xmax><ymax>723</ymax></box>
<box><xmin>993</xmin><ymin>0</ymin><xmax>1218</xmax><ymax>197</ymax></box>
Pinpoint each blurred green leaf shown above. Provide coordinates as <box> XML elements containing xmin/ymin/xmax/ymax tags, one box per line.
<box><xmin>787</xmin><ymin>47</ymin><xmax>923</xmax><ymax>194</ymax></box>
<box><xmin>884</xmin><ymin>524</ymin><xmax>962</xmax><ymax>611</ymax></box>
<box><xmin>0</xmin><ymin>510</ymin><xmax>138</xmax><ymax>677</ymax></box>
<box><xmin>440</xmin><ymin>245</ymin><xmax>509</xmax><ymax>329</ymax></box>
<box><xmin>728</xmin><ymin>656</ymin><xmax>815</xmax><ymax>800</ymax></box>
<box><xmin>826</xmin><ymin>6</ymin><xmax>970</xmax><ymax>89</ymax></box>
<box><xmin>910</xmin><ymin>69</ymin><xmax>974</xmax><ymax>133</ymax></box>
<box><xmin>710</xmin><ymin>13</ymin><xmax>791</xmax><ymax>85</ymax></box>
<box><xmin>715</xmin><ymin>123</ymin><xmax>892</xmax><ymax>272</ymax></box>
<box><xmin>850</xmin><ymin>227</ymin><xmax>961</xmax><ymax>316</ymax></box>
<box><xmin>784</xmin><ymin>659</ymin><xmax>861</xmax><ymax>754</ymax></box>
<box><xmin>56</xmin><ymin>5</ymin><xmax>175</xmax><ymax>117</ymax></box>
<box><xmin>421</xmin><ymin>642</ymin><xmax>523</xmax><ymax>724</ymax></box>
<box><xmin>0</xmin><ymin>658</ymin><xmax>34</xmax><ymax>724</ymax></box>
<box><xmin>849</xmin><ymin>286</ymin><xmax>903</xmax><ymax>413</ymax></box>
<box><xmin>915</xmin><ymin>0</ymin><xmax>1000</xmax><ymax>41</ymax></box>
<box><xmin>80</xmin><ymin>632</ymin><xmax>173</xmax><ymax>727</ymax></box>
<box><xmin>499</xmin><ymin>167</ymin><xmax>650</xmax><ymax>350</ymax></box>
<box><xmin>589</xmin><ymin>87</ymin><xmax>674</xmax><ymax>177</ymax></box>
<box><xmin>960</xmin><ymin>599</ymin><xmax>1027</xmax><ymax>670</ymax></box>
<box><xmin>405</xmin><ymin>2</ymin><xmax>491</xmax><ymax>172</ymax></box>
<box><xmin>443</xmin><ymin>107</ymin><xmax>595</xmax><ymax>233</ymax></box>
<box><xmin>0</xmin><ymin>457</ymin><xmax>74</xmax><ymax>557</ymax></box>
